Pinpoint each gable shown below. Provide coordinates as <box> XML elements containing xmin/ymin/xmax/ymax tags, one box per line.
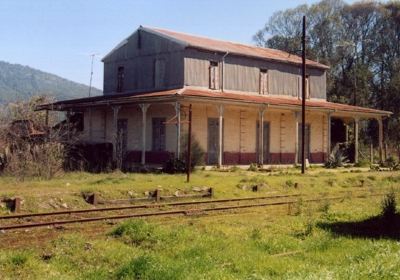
<box><xmin>102</xmin><ymin>27</ymin><xmax>187</xmax><ymax>63</ymax></box>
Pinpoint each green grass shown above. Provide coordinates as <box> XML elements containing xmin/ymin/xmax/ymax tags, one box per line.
<box><xmin>0</xmin><ymin>194</ymin><xmax>399</xmax><ymax>279</ymax></box>
<box><xmin>0</xmin><ymin>167</ymin><xmax>399</xmax><ymax>214</ymax></box>
<box><xmin>0</xmin><ymin>168</ymin><xmax>400</xmax><ymax>279</ymax></box>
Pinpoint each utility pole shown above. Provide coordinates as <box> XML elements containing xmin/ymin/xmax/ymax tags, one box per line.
<box><xmin>301</xmin><ymin>15</ymin><xmax>306</xmax><ymax>174</ymax></box>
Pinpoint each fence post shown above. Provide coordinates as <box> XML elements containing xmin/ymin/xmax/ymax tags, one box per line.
<box><xmin>13</xmin><ymin>197</ymin><xmax>21</xmax><ymax>213</ymax></box>
<box><xmin>208</xmin><ymin>188</ymin><xmax>214</xmax><ymax>198</ymax></box>
<box><xmin>88</xmin><ymin>193</ymin><xmax>98</xmax><ymax>205</ymax></box>
<box><xmin>155</xmin><ymin>189</ymin><xmax>161</xmax><ymax>202</ymax></box>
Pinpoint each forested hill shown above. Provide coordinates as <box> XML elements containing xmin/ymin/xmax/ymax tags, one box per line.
<box><xmin>0</xmin><ymin>61</ymin><xmax>102</xmax><ymax>104</ymax></box>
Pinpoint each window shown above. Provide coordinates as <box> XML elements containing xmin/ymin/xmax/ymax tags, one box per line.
<box><xmin>154</xmin><ymin>59</ymin><xmax>166</xmax><ymax>88</ymax></box>
<box><xmin>298</xmin><ymin>75</ymin><xmax>311</xmax><ymax>99</ymax></box>
<box><xmin>209</xmin><ymin>61</ymin><xmax>219</xmax><ymax>90</ymax></box>
<box><xmin>305</xmin><ymin>75</ymin><xmax>310</xmax><ymax>99</ymax></box>
<box><xmin>117</xmin><ymin>66</ymin><xmax>124</xmax><ymax>93</ymax></box>
<box><xmin>152</xmin><ymin>118</ymin><xmax>166</xmax><ymax>151</ymax></box>
<box><xmin>259</xmin><ymin>69</ymin><xmax>268</xmax><ymax>95</ymax></box>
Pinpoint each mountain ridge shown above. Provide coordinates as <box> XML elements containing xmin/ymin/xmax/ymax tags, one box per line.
<box><xmin>0</xmin><ymin>60</ymin><xmax>102</xmax><ymax>104</ymax></box>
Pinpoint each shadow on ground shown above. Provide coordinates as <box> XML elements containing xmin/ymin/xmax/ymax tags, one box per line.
<box><xmin>318</xmin><ymin>214</ymin><xmax>400</xmax><ymax>240</ymax></box>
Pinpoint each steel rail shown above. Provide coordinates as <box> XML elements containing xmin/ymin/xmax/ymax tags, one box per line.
<box><xmin>0</xmin><ymin>193</ymin><xmax>384</xmax><ymax>231</ymax></box>
<box><xmin>0</xmin><ymin>193</ymin><xmax>301</xmax><ymax>220</ymax></box>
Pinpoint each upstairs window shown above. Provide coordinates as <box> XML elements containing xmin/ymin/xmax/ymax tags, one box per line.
<box><xmin>209</xmin><ymin>61</ymin><xmax>219</xmax><ymax>90</ymax></box>
<box><xmin>154</xmin><ymin>59</ymin><xmax>166</xmax><ymax>88</ymax></box>
<box><xmin>259</xmin><ymin>69</ymin><xmax>268</xmax><ymax>95</ymax></box>
<box><xmin>305</xmin><ymin>75</ymin><xmax>310</xmax><ymax>99</ymax></box>
<box><xmin>298</xmin><ymin>75</ymin><xmax>311</xmax><ymax>99</ymax></box>
<box><xmin>116</xmin><ymin>66</ymin><xmax>124</xmax><ymax>93</ymax></box>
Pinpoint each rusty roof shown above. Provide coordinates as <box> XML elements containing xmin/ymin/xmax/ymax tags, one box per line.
<box><xmin>37</xmin><ymin>88</ymin><xmax>391</xmax><ymax>117</ymax></box>
<box><xmin>145</xmin><ymin>27</ymin><xmax>330</xmax><ymax>70</ymax></box>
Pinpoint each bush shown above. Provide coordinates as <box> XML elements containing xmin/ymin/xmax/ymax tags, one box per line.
<box><xmin>381</xmin><ymin>190</ymin><xmax>397</xmax><ymax>219</ymax></box>
<box><xmin>248</xmin><ymin>163</ymin><xmax>258</xmax><ymax>171</ymax></box>
<box><xmin>163</xmin><ymin>158</ymin><xmax>186</xmax><ymax>174</ymax></box>
<box><xmin>381</xmin><ymin>156</ymin><xmax>399</xmax><ymax>170</ymax></box>
<box><xmin>110</xmin><ymin>220</ymin><xmax>159</xmax><ymax>246</ymax></box>
<box><xmin>163</xmin><ymin>134</ymin><xmax>205</xmax><ymax>174</ymax></box>
<box><xmin>180</xmin><ymin>133</ymin><xmax>205</xmax><ymax>169</ymax></box>
<box><xmin>325</xmin><ymin>149</ymin><xmax>348</xmax><ymax>168</ymax></box>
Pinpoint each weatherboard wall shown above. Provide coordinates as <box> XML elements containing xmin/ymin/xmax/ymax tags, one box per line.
<box><xmin>183</xmin><ymin>48</ymin><xmax>326</xmax><ymax>99</ymax></box>
<box><xmin>103</xmin><ymin>29</ymin><xmax>185</xmax><ymax>94</ymax></box>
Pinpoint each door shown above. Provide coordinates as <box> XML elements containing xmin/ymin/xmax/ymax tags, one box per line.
<box><xmin>208</xmin><ymin>118</ymin><xmax>219</xmax><ymax>164</ymax></box>
<box><xmin>256</xmin><ymin>121</ymin><xmax>270</xmax><ymax>163</ymax></box>
<box><xmin>116</xmin><ymin>119</ymin><xmax>128</xmax><ymax>166</ymax></box>
<box><xmin>152</xmin><ymin>118</ymin><xmax>166</xmax><ymax>151</ymax></box>
<box><xmin>298</xmin><ymin>123</ymin><xmax>310</xmax><ymax>162</ymax></box>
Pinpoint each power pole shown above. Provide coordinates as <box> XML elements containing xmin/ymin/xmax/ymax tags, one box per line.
<box><xmin>301</xmin><ymin>15</ymin><xmax>306</xmax><ymax>174</ymax></box>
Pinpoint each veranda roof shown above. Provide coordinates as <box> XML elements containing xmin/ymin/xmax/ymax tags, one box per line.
<box><xmin>37</xmin><ymin>88</ymin><xmax>391</xmax><ymax>118</ymax></box>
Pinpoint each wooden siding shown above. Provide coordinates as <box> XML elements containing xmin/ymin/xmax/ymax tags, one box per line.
<box><xmin>103</xmin><ymin>29</ymin><xmax>185</xmax><ymax>94</ymax></box>
<box><xmin>184</xmin><ymin>48</ymin><xmax>326</xmax><ymax>99</ymax></box>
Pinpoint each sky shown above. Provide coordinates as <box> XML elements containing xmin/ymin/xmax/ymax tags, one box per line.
<box><xmin>0</xmin><ymin>0</ymin><xmax>354</xmax><ymax>91</ymax></box>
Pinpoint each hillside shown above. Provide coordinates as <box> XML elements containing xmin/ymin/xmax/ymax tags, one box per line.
<box><xmin>0</xmin><ymin>61</ymin><xmax>102</xmax><ymax>104</ymax></box>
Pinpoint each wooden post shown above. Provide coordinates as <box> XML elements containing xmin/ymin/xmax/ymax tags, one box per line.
<box><xmin>217</xmin><ymin>104</ymin><xmax>224</xmax><ymax>168</ymax></box>
<box><xmin>301</xmin><ymin>15</ymin><xmax>307</xmax><ymax>174</ymax></box>
<box><xmin>378</xmin><ymin>117</ymin><xmax>384</xmax><ymax>163</ymax></box>
<box><xmin>354</xmin><ymin>117</ymin><xmax>359</xmax><ymax>164</ymax></box>
<box><xmin>259</xmin><ymin>107</ymin><xmax>265</xmax><ymax>165</ymax></box>
<box><xmin>208</xmin><ymin>187</ymin><xmax>214</xmax><ymax>197</ymax></box>
<box><xmin>139</xmin><ymin>104</ymin><xmax>150</xmax><ymax>165</ymax></box>
<box><xmin>327</xmin><ymin>112</ymin><xmax>331</xmax><ymax>156</ymax></box>
<box><xmin>175</xmin><ymin>102</ymin><xmax>181</xmax><ymax>159</ymax></box>
<box><xmin>87</xmin><ymin>193</ymin><xmax>98</xmax><ymax>205</ymax></box>
<box><xmin>112</xmin><ymin>106</ymin><xmax>121</xmax><ymax>161</ymax></box>
<box><xmin>13</xmin><ymin>197</ymin><xmax>21</xmax><ymax>213</ymax></box>
<box><xmin>154</xmin><ymin>189</ymin><xmax>160</xmax><ymax>202</ymax></box>
<box><xmin>370</xmin><ymin>142</ymin><xmax>374</xmax><ymax>164</ymax></box>
<box><xmin>186</xmin><ymin>104</ymin><xmax>192</xmax><ymax>183</ymax></box>
<box><xmin>294</xmin><ymin>111</ymin><xmax>299</xmax><ymax>164</ymax></box>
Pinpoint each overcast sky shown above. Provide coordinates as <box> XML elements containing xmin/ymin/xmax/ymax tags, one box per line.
<box><xmin>1</xmin><ymin>0</ymin><xmax>356</xmax><ymax>91</ymax></box>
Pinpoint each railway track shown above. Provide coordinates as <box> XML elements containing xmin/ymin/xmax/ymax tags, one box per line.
<box><xmin>0</xmin><ymin>191</ymin><xmax>385</xmax><ymax>231</ymax></box>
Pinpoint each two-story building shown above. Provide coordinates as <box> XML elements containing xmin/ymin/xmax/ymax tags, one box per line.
<box><xmin>39</xmin><ymin>26</ymin><xmax>391</xmax><ymax>167</ymax></box>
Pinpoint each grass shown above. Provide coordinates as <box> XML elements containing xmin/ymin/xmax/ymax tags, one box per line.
<box><xmin>0</xmin><ymin>167</ymin><xmax>399</xmax><ymax>214</ymax></box>
<box><xmin>0</xmin><ymin>168</ymin><xmax>400</xmax><ymax>279</ymax></box>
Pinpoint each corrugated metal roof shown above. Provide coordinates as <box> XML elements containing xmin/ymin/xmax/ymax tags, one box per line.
<box><xmin>37</xmin><ymin>87</ymin><xmax>391</xmax><ymax>116</ymax></box>
<box><xmin>144</xmin><ymin>27</ymin><xmax>330</xmax><ymax>70</ymax></box>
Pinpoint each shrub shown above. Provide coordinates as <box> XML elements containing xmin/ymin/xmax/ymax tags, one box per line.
<box><xmin>163</xmin><ymin>134</ymin><xmax>205</xmax><ymax>174</ymax></box>
<box><xmin>325</xmin><ymin>149</ymin><xmax>348</xmax><ymax>168</ymax></box>
<box><xmin>110</xmin><ymin>220</ymin><xmax>160</xmax><ymax>246</ymax></box>
<box><xmin>248</xmin><ymin>163</ymin><xmax>258</xmax><ymax>171</ymax></box>
<box><xmin>180</xmin><ymin>133</ymin><xmax>205</xmax><ymax>169</ymax></box>
<box><xmin>163</xmin><ymin>158</ymin><xmax>186</xmax><ymax>174</ymax></box>
<box><xmin>381</xmin><ymin>156</ymin><xmax>399</xmax><ymax>170</ymax></box>
<box><xmin>381</xmin><ymin>190</ymin><xmax>397</xmax><ymax>219</ymax></box>
<box><xmin>115</xmin><ymin>255</ymin><xmax>154</xmax><ymax>280</ymax></box>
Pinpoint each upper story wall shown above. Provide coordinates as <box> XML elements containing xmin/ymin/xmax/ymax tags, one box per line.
<box><xmin>183</xmin><ymin>48</ymin><xmax>327</xmax><ymax>99</ymax></box>
<box><xmin>103</xmin><ymin>29</ymin><xmax>185</xmax><ymax>95</ymax></box>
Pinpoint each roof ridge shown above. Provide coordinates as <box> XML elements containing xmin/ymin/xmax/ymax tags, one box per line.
<box><xmin>144</xmin><ymin>26</ymin><xmax>328</xmax><ymax>69</ymax></box>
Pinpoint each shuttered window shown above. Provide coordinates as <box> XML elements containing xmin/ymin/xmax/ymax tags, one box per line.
<box><xmin>154</xmin><ymin>59</ymin><xmax>166</xmax><ymax>88</ymax></box>
<box><xmin>209</xmin><ymin>61</ymin><xmax>219</xmax><ymax>90</ymax></box>
<box><xmin>116</xmin><ymin>66</ymin><xmax>124</xmax><ymax>92</ymax></box>
<box><xmin>305</xmin><ymin>75</ymin><xmax>310</xmax><ymax>99</ymax></box>
<box><xmin>259</xmin><ymin>69</ymin><xmax>268</xmax><ymax>95</ymax></box>
<box><xmin>152</xmin><ymin>118</ymin><xmax>166</xmax><ymax>151</ymax></box>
